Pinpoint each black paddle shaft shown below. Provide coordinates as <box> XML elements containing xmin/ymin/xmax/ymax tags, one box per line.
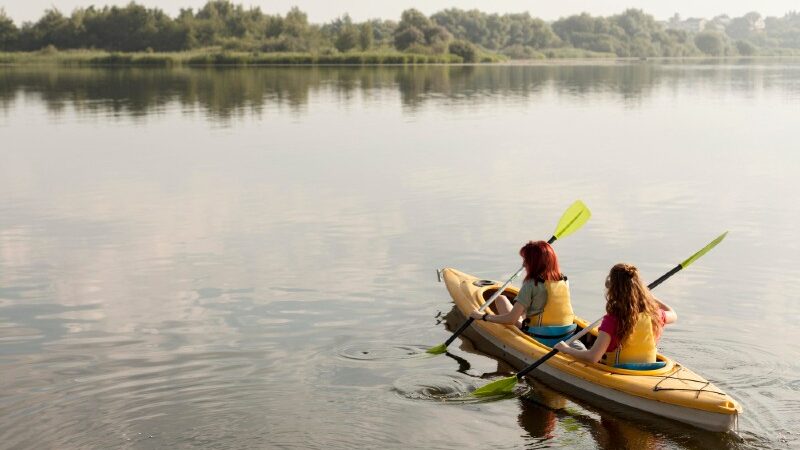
<box><xmin>647</xmin><ymin>264</ymin><xmax>681</xmax><ymax>290</ymax></box>
<box><xmin>445</xmin><ymin>317</ymin><xmax>475</xmax><ymax>347</ymax></box>
<box><xmin>515</xmin><ymin>264</ymin><xmax>684</xmax><ymax>380</ymax></box>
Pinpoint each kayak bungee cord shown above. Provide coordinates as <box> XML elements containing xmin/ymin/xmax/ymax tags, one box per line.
<box><xmin>651</xmin><ymin>368</ymin><xmax>725</xmax><ymax>396</ymax></box>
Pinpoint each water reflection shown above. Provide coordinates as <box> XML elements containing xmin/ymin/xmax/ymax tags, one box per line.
<box><xmin>2</xmin><ymin>60</ymin><xmax>799</xmax><ymax>121</ymax></box>
<box><xmin>517</xmin><ymin>381</ymin><xmax>751</xmax><ymax>450</ymax></box>
<box><xmin>517</xmin><ymin>387</ymin><xmax>562</xmax><ymax>443</ymax></box>
<box><xmin>1</xmin><ymin>61</ymin><xmax>798</xmax><ymax>448</ymax></box>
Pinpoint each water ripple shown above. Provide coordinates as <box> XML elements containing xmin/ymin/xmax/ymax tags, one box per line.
<box><xmin>337</xmin><ymin>342</ymin><xmax>430</xmax><ymax>362</ymax></box>
<box><xmin>392</xmin><ymin>373</ymin><xmax>519</xmax><ymax>403</ymax></box>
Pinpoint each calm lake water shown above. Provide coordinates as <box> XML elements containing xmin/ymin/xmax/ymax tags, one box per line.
<box><xmin>1</xmin><ymin>61</ymin><xmax>799</xmax><ymax>449</ymax></box>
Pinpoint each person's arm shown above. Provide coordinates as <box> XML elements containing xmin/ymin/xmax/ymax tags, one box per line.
<box><xmin>554</xmin><ymin>331</ymin><xmax>611</xmax><ymax>363</ymax></box>
<box><xmin>652</xmin><ymin>296</ymin><xmax>677</xmax><ymax>324</ymax></box>
<box><xmin>469</xmin><ymin>302</ymin><xmax>526</xmax><ymax>324</ymax></box>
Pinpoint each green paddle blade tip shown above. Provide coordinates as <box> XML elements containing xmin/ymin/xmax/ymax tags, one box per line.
<box><xmin>680</xmin><ymin>231</ymin><xmax>728</xmax><ymax>268</ymax></box>
<box><xmin>552</xmin><ymin>200</ymin><xmax>591</xmax><ymax>240</ymax></box>
<box><xmin>426</xmin><ymin>343</ymin><xmax>447</xmax><ymax>355</ymax></box>
<box><xmin>471</xmin><ymin>376</ymin><xmax>518</xmax><ymax>397</ymax></box>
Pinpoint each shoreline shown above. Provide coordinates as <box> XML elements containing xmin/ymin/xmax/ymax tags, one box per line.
<box><xmin>0</xmin><ymin>50</ymin><xmax>477</xmax><ymax>67</ymax></box>
<box><xmin>2</xmin><ymin>51</ymin><xmax>799</xmax><ymax>67</ymax></box>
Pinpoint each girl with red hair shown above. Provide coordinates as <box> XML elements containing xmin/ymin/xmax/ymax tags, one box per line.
<box><xmin>469</xmin><ymin>241</ymin><xmax>576</xmax><ymax>341</ymax></box>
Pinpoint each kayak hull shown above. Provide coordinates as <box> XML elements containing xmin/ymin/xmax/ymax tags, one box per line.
<box><xmin>441</xmin><ymin>267</ymin><xmax>741</xmax><ymax>432</ymax></box>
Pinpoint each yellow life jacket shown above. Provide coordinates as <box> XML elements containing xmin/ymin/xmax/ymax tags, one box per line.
<box><xmin>528</xmin><ymin>278</ymin><xmax>574</xmax><ymax>327</ymax></box>
<box><xmin>605</xmin><ymin>312</ymin><xmax>658</xmax><ymax>365</ymax></box>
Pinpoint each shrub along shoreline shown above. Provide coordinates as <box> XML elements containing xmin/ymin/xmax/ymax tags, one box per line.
<box><xmin>0</xmin><ymin>47</ymin><xmax>653</xmax><ymax>66</ymax></box>
<box><xmin>0</xmin><ymin>49</ymin><xmax>508</xmax><ymax>66</ymax></box>
<box><xmin>2</xmin><ymin>48</ymin><xmax>796</xmax><ymax>67</ymax></box>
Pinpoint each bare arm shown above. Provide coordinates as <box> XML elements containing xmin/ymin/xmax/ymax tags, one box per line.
<box><xmin>652</xmin><ymin>296</ymin><xmax>677</xmax><ymax>324</ymax></box>
<box><xmin>554</xmin><ymin>331</ymin><xmax>612</xmax><ymax>363</ymax></box>
<box><xmin>469</xmin><ymin>302</ymin><xmax>526</xmax><ymax>325</ymax></box>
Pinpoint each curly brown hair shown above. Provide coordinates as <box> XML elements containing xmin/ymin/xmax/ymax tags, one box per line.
<box><xmin>605</xmin><ymin>263</ymin><xmax>663</xmax><ymax>342</ymax></box>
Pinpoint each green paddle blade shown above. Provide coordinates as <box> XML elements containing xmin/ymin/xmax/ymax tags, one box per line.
<box><xmin>471</xmin><ymin>375</ymin><xmax>518</xmax><ymax>397</ymax></box>
<box><xmin>680</xmin><ymin>231</ymin><xmax>728</xmax><ymax>269</ymax></box>
<box><xmin>552</xmin><ymin>200</ymin><xmax>591</xmax><ymax>241</ymax></box>
<box><xmin>426</xmin><ymin>343</ymin><xmax>447</xmax><ymax>355</ymax></box>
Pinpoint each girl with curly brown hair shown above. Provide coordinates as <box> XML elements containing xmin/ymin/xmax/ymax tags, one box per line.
<box><xmin>555</xmin><ymin>263</ymin><xmax>677</xmax><ymax>367</ymax></box>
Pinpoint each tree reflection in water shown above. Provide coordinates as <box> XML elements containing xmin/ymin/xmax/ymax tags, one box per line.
<box><xmin>2</xmin><ymin>62</ymin><xmax>786</xmax><ymax>122</ymax></box>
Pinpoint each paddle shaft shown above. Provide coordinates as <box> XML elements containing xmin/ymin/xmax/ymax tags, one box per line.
<box><xmin>515</xmin><ymin>267</ymin><xmax>680</xmax><ymax>380</ymax></box>
<box><xmin>442</xmin><ymin>235</ymin><xmax>557</xmax><ymax>348</ymax></box>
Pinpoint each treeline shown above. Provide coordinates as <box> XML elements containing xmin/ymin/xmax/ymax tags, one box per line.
<box><xmin>1</xmin><ymin>2</ymin><xmax>799</xmax><ymax>59</ymax></box>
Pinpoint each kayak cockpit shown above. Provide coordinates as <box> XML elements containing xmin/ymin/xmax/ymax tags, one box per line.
<box><xmin>478</xmin><ymin>285</ymin><xmax>675</xmax><ymax>376</ymax></box>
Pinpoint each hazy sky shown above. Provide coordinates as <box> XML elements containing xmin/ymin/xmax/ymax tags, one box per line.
<box><xmin>2</xmin><ymin>0</ymin><xmax>797</xmax><ymax>24</ymax></box>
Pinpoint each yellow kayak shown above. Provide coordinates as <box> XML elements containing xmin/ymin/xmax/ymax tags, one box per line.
<box><xmin>441</xmin><ymin>267</ymin><xmax>742</xmax><ymax>432</ymax></box>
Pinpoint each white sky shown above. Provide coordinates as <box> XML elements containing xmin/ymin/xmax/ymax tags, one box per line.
<box><xmin>1</xmin><ymin>0</ymin><xmax>797</xmax><ymax>25</ymax></box>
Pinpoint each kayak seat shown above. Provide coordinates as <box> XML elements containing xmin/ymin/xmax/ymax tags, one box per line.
<box><xmin>614</xmin><ymin>361</ymin><xmax>667</xmax><ymax>371</ymax></box>
<box><xmin>524</xmin><ymin>324</ymin><xmax>577</xmax><ymax>348</ymax></box>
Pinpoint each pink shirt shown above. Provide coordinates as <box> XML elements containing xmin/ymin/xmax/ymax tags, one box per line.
<box><xmin>598</xmin><ymin>309</ymin><xmax>667</xmax><ymax>352</ymax></box>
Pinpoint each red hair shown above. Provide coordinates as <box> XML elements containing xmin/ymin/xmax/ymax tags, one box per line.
<box><xmin>519</xmin><ymin>241</ymin><xmax>562</xmax><ymax>283</ymax></box>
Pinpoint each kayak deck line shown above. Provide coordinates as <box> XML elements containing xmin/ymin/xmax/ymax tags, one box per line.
<box><xmin>440</xmin><ymin>267</ymin><xmax>742</xmax><ymax>432</ymax></box>
<box><xmin>651</xmin><ymin>368</ymin><xmax>726</xmax><ymax>396</ymax></box>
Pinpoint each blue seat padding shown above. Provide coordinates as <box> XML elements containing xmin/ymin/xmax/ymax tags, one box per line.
<box><xmin>614</xmin><ymin>361</ymin><xmax>667</xmax><ymax>371</ymax></box>
<box><xmin>525</xmin><ymin>324</ymin><xmax>577</xmax><ymax>347</ymax></box>
<box><xmin>527</xmin><ymin>324</ymin><xmax>576</xmax><ymax>337</ymax></box>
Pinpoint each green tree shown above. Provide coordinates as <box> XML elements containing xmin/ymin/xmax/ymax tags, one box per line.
<box><xmin>763</xmin><ymin>12</ymin><xmax>800</xmax><ymax>49</ymax></box>
<box><xmin>393</xmin><ymin>9</ymin><xmax>449</xmax><ymax>51</ymax></box>
<box><xmin>424</xmin><ymin>24</ymin><xmax>451</xmax><ymax>52</ymax></box>
<box><xmin>366</xmin><ymin>19</ymin><xmax>395</xmax><ymax>46</ymax></box>
<box><xmin>448</xmin><ymin>39</ymin><xmax>477</xmax><ymax>62</ymax></box>
<box><xmin>29</xmin><ymin>9</ymin><xmax>78</xmax><ymax>49</ymax></box>
<box><xmin>157</xmin><ymin>12</ymin><xmax>195</xmax><ymax>50</ymax></box>
<box><xmin>552</xmin><ymin>9</ymin><xmax>695</xmax><ymax>57</ymax></box>
<box><xmin>333</xmin><ymin>15</ymin><xmax>358</xmax><ymax>52</ymax></box>
<box><xmin>694</xmin><ymin>31</ymin><xmax>726</xmax><ymax>55</ymax></box>
<box><xmin>334</xmin><ymin>28</ymin><xmax>357</xmax><ymax>52</ymax></box>
<box><xmin>80</xmin><ymin>4</ymin><xmax>163</xmax><ymax>51</ymax></box>
<box><xmin>394</xmin><ymin>26</ymin><xmax>424</xmax><ymax>50</ymax></box>
<box><xmin>264</xmin><ymin>14</ymin><xmax>283</xmax><ymax>38</ymax></box>
<box><xmin>283</xmin><ymin>6</ymin><xmax>309</xmax><ymax>37</ymax></box>
<box><xmin>735</xmin><ymin>39</ymin><xmax>757</xmax><ymax>55</ymax></box>
<box><xmin>612</xmin><ymin>9</ymin><xmax>658</xmax><ymax>37</ymax></box>
<box><xmin>281</xmin><ymin>6</ymin><xmax>317</xmax><ymax>51</ymax></box>
<box><xmin>0</xmin><ymin>8</ymin><xmax>19</xmax><ymax>50</ymax></box>
<box><xmin>358</xmin><ymin>22</ymin><xmax>373</xmax><ymax>50</ymax></box>
<box><xmin>504</xmin><ymin>13</ymin><xmax>559</xmax><ymax>48</ymax></box>
<box><xmin>662</xmin><ymin>29</ymin><xmax>700</xmax><ymax>56</ymax></box>
<box><xmin>394</xmin><ymin>9</ymin><xmax>428</xmax><ymax>50</ymax></box>
<box><xmin>399</xmin><ymin>9</ymin><xmax>432</xmax><ymax>31</ymax></box>
<box><xmin>553</xmin><ymin>13</ymin><xmax>600</xmax><ymax>42</ymax></box>
<box><xmin>726</xmin><ymin>17</ymin><xmax>753</xmax><ymax>40</ymax></box>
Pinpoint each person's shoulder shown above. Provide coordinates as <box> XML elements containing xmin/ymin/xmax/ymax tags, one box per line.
<box><xmin>599</xmin><ymin>313</ymin><xmax>617</xmax><ymax>330</ymax></box>
<box><xmin>522</xmin><ymin>278</ymin><xmax>543</xmax><ymax>288</ymax></box>
<box><xmin>544</xmin><ymin>274</ymin><xmax>567</xmax><ymax>284</ymax></box>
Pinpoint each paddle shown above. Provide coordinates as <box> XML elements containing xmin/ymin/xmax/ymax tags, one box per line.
<box><xmin>427</xmin><ymin>200</ymin><xmax>592</xmax><ymax>355</ymax></box>
<box><xmin>471</xmin><ymin>231</ymin><xmax>729</xmax><ymax>396</ymax></box>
